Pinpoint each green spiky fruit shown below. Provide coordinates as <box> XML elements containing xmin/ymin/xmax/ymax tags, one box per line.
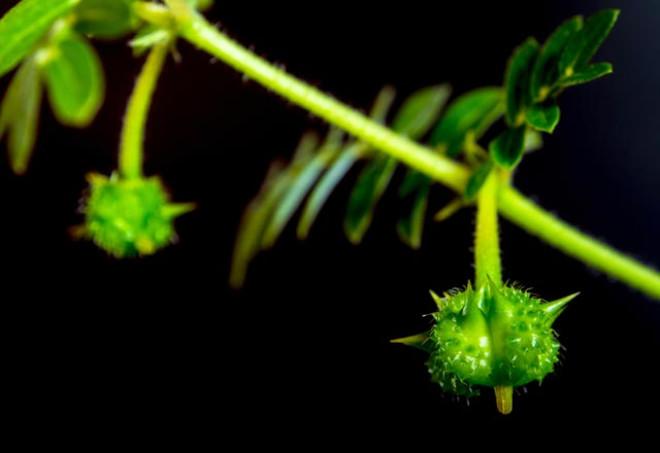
<box><xmin>394</xmin><ymin>283</ymin><xmax>577</xmax><ymax>400</ymax></box>
<box><xmin>79</xmin><ymin>173</ymin><xmax>193</xmax><ymax>257</ymax></box>
<box><xmin>425</xmin><ymin>283</ymin><xmax>576</xmax><ymax>396</ymax></box>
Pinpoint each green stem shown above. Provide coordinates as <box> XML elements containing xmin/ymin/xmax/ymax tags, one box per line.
<box><xmin>474</xmin><ymin>173</ymin><xmax>502</xmax><ymax>288</ymax></box>
<box><xmin>166</xmin><ymin>1</ymin><xmax>469</xmax><ymax>192</ymax></box>
<box><xmin>499</xmin><ymin>188</ymin><xmax>660</xmax><ymax>300</ymax></box>
<box><xmin>119</xmin><ymin>41</ymin><xmax>169</xmax><ymax>180</ymax></box>
<box><xmin>164</xmin><ymin>2</ymin><xmax>660</xmax><ymax>300</ymax></box>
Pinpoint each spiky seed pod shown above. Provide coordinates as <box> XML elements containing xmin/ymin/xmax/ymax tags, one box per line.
<box><xmin>78</xmin><ymin>173</ymin><xmax>193</xmax><ymax>258</ymax></box>
<box><xmin>425</xmin><ymin>283</ymin><xmax>576</xmax><ymax>396</ymax></box>
<box><xmin>394</xmin><ymin>283</ymin><xmax>577</xmax><ymax>401</ymax></box>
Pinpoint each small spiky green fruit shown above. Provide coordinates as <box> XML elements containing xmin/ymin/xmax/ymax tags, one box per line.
<box><xmin>394</xmin><ymin>282</ymin><xmax>577</xmax><ymax>411</ymax></box>
<box><xmin>79</xmin><ymin>173</ymin><xmax>193</xmax><ymax>258</ymax></box>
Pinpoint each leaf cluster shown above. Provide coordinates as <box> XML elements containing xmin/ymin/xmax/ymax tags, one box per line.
<box><xmin>231</xmin><ymin>85</ymin><xmax>506</xmax><ymax>286</ymax></box>
<box><xmin>489</xmin><ymin>9</ymin><xmax>619</xmax><ymax>171</ymax></box>
<box><xmin>231</xmin><ymin>9</ymin><xmax>620</xmax><ymax>287</ymax></box>
<box><xmin>0</xmin><ymin>0</ymin><xmax>215</xmax><ymax>174</ymax></box>
<box><xmin>0</xmin><ymin>0</ymin><xmax>137</xmax><ymax>173</ymax></box>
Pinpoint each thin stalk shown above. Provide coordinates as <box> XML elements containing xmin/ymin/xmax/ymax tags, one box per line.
<box><xmin>495</xmin><ymin>385</ymin><xmax>513</xmax><ymax>415</ymax></box>
<box><xmin>474</xmin><ymin>173</ymin><xmax>511</xmax><ymax>414</ymax></box>
<box><xmin>162</xmin><ymin>1</ymin><xmax>660</xmax><ymax>300</ymax></box>
<box><xmin>119</xmin><ymin>41</ymin><xmax>169</xmax><ymax>179</ymax></box>
<box><xmin>474</xmin><ymin>173</ymin><xmax>502</xmax><ymax>288</ymax></box>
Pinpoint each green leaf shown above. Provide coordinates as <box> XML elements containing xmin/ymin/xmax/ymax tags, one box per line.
<box><xmin>433</xmin><ymin>197</ymin><xmax>464</xmax><ymax>222</ymax></box>
<box><xmin>297</xmin><ymin>143</ymin><xmax>361</xmax><ymax>240</ymax></box>
<box><xmin>430</xmin><ymin>87</ymin><xmax>504</xmax><ymax>157</ymax></box>
<box><xmin>343</xmin><ymin>84</ymin><xmax>450</xmax><ymax>245</ymax></box>
<box><xmin>559</xmin><ymin>62</ymin><xmax>613</xmax><ymax>87</ymax></box>
<box><xmin>297</xmin><ymin>87</ymin><xmax>399</xmax><ymax>241</ymax></box>
<box><xmin>370</xmin><ymin>85</ymin><xmax>396</xmax><ymax>124</ymax></box>
<box><xmin>395</xmin><ymin>87</ymin><xmax>501</xmax><ymax>246</ymax></box>
<box><xmin>388</xmin><ymin>85</ymin><xmax>450</xmax><ymax>248</ymax></box>
<box><xmin>464</xmin><ymin>159</ymin><xmax>494</xmax><ymax>201</ymax></box>
<box><xmin>526</xmin><ymin>102</ymin><xmax>560</xmax><ymax>133</ymax></box>
<box><xmin>0</xmin><ymin>0</ymin><xmax>80</xmax><ymax>78</ymax></box>
<box><xmin>559</xmin><ymin>9</ymin><xmax>619</xmax><ymax>77</ymax></box>
<box><xmin>505</xmin><ymin>38</ymin><xmax>540</xmax><ymax>127</ymax></box>
<box><xmin>524</xmin><ymin>129</ymin><xmax>543</xmax><ymax>153</ymax></box>
<box><xmin>490</xmin><ymin>126</ymin><xmax>526</xmax><ymax>169</ymax></box>
<box><xmin>229</xmin><ymin>133</ymin><xmax>322</xmax><ymax>287</ymax></box>
<box><xmin>74</xmin><ymin>0</ymin><xmax>135</xmax><ymax>39</ymax></box>
<box><xmin>261</xmin><ymin>140</ymin><xmax>336</xmax><ymax>249</ymax></box>
<box><xmin>0</xmin><ymin>59</ymin><xmax>42</xmax><ymax>174</ymax></box>
<box><xmin>344</xmin><ymin>155</ymin><xmax>397</xmax><ymax>244</ymax></box>
<box><xmin>391</xmin><ymin>84</ymin><xmax>450</xmax><ymax>139</ymax></box>
<box><xmin>42</xmin><ymin>31</ymin><xmax>105</xmax><ymax>126</ymax></box>
<box><xmin>186</xmin><ymin>0</ymin><xmax>214</xmax><ymax>11</ymax></box>
<box><xmin>130</xmin><ymin>25</ymin><xmax>171</xmax><ymax>54</ymax></box>
<box><xmin>530</xmin><ymin>16</ymin><xmax>583</xmax><ymax>102</ymax></box>
<box><xmin>396</xmin><ymin>170</ymin><xmax>431</xmax><ymax>249</ymax></box>
<box><xmin>229</xmin><ymin>163</ymin><xmax>289</xmax><ymax>289</ymax></box>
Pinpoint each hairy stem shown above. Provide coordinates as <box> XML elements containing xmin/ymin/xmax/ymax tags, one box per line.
<box><xmin>474</xmin><ymin>173</ymin><xmax>502</xmax><ymax>288</ymax></box>
<box><xmin>166</xmin><ymin>1</ymin><xmax>469</xmax><ymax>192</ymax></box>
<box><xmin>119</xmin><ymin>41</ymin><xmax>169</xmax><ymax>179</ymax></box>
<box><xmin>165</xmin><ymin>3</ymin><xmax>660</xmax><ymax>300</ymax></box>
<box><xmin>499</xmin><ymin>188</ymin><xmax>660</xmax><ymax>299</ymax></box>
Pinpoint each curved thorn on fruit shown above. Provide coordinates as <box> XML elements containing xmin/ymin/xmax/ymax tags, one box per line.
<box><xmin>543</xmin><ymin>292</ymin><xmax>580</xmax><ymax>325</ymax></box>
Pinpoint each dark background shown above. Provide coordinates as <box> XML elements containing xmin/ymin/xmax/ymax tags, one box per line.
<box><xmin>1</xmin><ymin>0</ymin><xmax>658</xmax><ymax>445</ymax></box>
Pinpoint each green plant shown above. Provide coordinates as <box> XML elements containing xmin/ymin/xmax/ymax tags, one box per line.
<box><xmin>0</xmin><ymin>1</ymin><xmax>657</xmax><ymax>413</ymax></box>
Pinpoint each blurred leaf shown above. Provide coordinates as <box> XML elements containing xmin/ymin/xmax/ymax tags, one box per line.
<box><xmin>391</xmin><ymin>85</ymin><xmax>450</xmax><ymax>248</ymax></box>
<box><xmin>229</xmin><ymin>131</ymin><xmax>322</xmax><ymax>286</ymax></box>
<box><xmin>559</xmin><ymin>62</ymin><xmax>613</xmax><ymax>87</ymax></box>
<box><xmin>0</xmin><ymin>0</ymin><xmax>80</xmax><ymax>78</ymax></box>
<box><xmin>396</xmin><ymin>177</ymin><xmax>429</xmax><ymax>249</ymax></box>
<box><xmin>431</xmin><ymin>87</ymin><xmax>503</xmax><ymax>157</ymax></box>
<box><xmin>261</xmin><ymin>137</ymin><xmax>335</xmax><ymax>249</ymax></box>
<box><xmin>186</xmin><ymin>0</ymin><xmax>214</xmax><ymax>10</ymax></box>
<box><xmin>370</xmin><ymin>85</ymin><xmax>396</xmax><ymax>124</ymax></box>
<box><xmin>0</xmin><ymin>59</ymin><xmax>42</xmax><ymax>174</ymax></box>
<box><xmin>344</xmin><ymin>155</ymin><xmax>397</xmax><ymax>244</ymax></box>
<box><xmin>530</xmin><ymin>16</ymin><xmax>582</xmax><ymax>102</ymax></box>
<box><xmin>42</xmin><ymin>31</ymin><xmax>104</xmax><ymax>126</ymax></box>
<box><xmin>464</xmin><ymin>159</ymin><xmax>494</xmax><ymax>201</ymax></box>
<box><xmin>339</xmin><ymin>86</ymin><xmax>404</xmax><ymax>244</ymax></box>
<box><xmin>524</xmin><ymin>129</ymin><xmax>543</xmax><ymax>153</ymax></box>
<box><xmin>130</xmin><ymin>26</ymin><xmax>171</xmax><ymax>54</ymax></box>
<box><xmin>344</xmin><ymin>84</ymin><xmax>450</xmax><ymax>245</ymax></box>
<box><xmin>74</xmin><ymin>0</ymin><xmax>135</xmax><ymax>39</ymax></box>
<box><xmin>391</xmin><ymin>84</ymin><xmax>450</xmax><ymax>139</ymax></box>
<box><xmin>229</xmin><ymin>163</ymin><xmax>289</xmax><ymax>289</ymax></box>
<box><xmin>433</xmin><ymin>197</ymin><xmax>464</xmax><ymax>222</ymax></box>
<box><xmin>296</xmin><ymin>87</ymin><xmax>397</xmax><ymax>242</ymax></box>
<box><xmin>505</xmin><ymin>38</ymin><xmax>540</xmax><ymax>127</ymax></box>
<box><xmin>526</xmin><ymin>102</ymin><xmax>560</xmax><ymax>133</ymax></box>
<box><xmin>559</xmin><ymin>9</ymin><xmax>619</xmax><ymax>77</ymax></box>
<box><xmin>490</xmin><ymin>126</ymin><xmax>526</xmax><ymax>170</ymax></box>
<box><xmin>298</xmin><ymin>143</ymin><xmax>362</xmax><ymax>240</ymax></box>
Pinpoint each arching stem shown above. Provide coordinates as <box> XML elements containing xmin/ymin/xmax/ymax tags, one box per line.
<box><xmin>154</xmin><ymin>1</ymin><xmax>660</xmax><ymax>300</ymax></box>
<box><xmin>119</xmin><ymin>40</ymin><xmax>170</xmax><ymax>180</ymax></box>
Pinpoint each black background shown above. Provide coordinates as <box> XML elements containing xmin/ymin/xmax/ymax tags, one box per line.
<box><xmin>1</xmin><ymin>0</ymin><xmax>659</xmax><ymax>445</ymax></box>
